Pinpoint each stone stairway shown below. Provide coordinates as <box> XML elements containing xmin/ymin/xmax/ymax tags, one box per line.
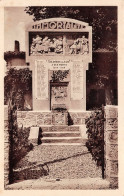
<box><xmin>39</xmin><ymin>125</ymin><xmax>86</xmax><ymax>145</ymax></box>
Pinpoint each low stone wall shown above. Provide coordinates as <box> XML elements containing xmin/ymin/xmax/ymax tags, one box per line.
<box><xmin>104</xmin><ymin>105</ymin><xmax>118</xmax><ymax>189</ymax></box>
<box><xmin>69</xmin><ymin>111</ymin><xmax>91</xmax><ymax>125</ymax></box>
<box><xmin>17</xmin><ymin>111</ymin><xmax>52</xmax><ymax>127</ymax></box>
<box><xmin>17</xmin><ymin>111</ymin><xmax>91</xmax><ymax>127</ymax></box>
<box><xmin>4</xmin><ymin>105</ymin><xmax>9</xmax><ymax>187</ymax></box>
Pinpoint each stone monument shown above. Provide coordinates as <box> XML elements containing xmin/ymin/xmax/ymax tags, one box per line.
<box><xmin>17</xmin><ymin>18</ymin><xmax>92</xmax><ymax>138</ymax></box>
<box><xmin>25</xmin><ymin>18</ymin><xmax>92</xmax><ymax>112</ymax></box>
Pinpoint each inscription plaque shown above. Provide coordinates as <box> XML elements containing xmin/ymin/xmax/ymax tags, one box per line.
<box><xmin>71</xmin><ymin>62</ymin><xmax>83</xmax><ymax>100</ymax></box>
<box><xmin>35</xmin><ymin>60</ymin><xmax>48</xmax><ymax>99</ymax></box>
<box><xmin>48</xmin><ymin>60</ymin><xmax>71</xmax><ymax>70</ymax></box>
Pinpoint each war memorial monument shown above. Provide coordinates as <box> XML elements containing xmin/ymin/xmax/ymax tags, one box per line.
<box><xmin>4</xmin><ymin>16</ymin><xmax>118</xmax><ymax>189</ymax></box>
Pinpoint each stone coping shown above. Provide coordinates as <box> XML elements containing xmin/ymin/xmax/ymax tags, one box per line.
<box><xmin>17</xmin><ymin>110</ymin><xmax>92</xmax><ymax>113</ymax></box>
<box><xmin>18</xmin><ymin>110</ymin><xmax>52</xmax><ymax>113</ymax></box>
<box><xmin>68</xmin><ymin>110</ymin><xmax>92</xmax><ymax>113</ymax></box>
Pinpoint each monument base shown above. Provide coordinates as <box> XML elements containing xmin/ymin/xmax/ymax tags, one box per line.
<box><xmin>17</xmin><ymin>110</ymin><xmax>91</xmax><ymax>127</ymax></box>
<box><xmin>17</xmin><ymin>110</ymin><xmax>91</xmax><ymax>145</ymax></box>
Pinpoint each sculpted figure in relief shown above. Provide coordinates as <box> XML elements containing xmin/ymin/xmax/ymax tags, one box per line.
<box><xmin>53</xmin><ymin>86</ymin><xmax>67</xmax><ymax>99</ymax></box>
<box><xmin>69</xmin><ymin>35</ymin><xmax>89</xmax><ymax>54</ymax></box>
<box><xmin>70</xmin><ymin>39</ymin><xmax>79</xmax><ymax>54</ymax></box>
<box><xmin>79</xmin><ymin>35</ymin><xmax>89</xmax><ymax>54</ymax></box>
<box><xmin>54</xmin><ymin>37</ymin><xmax>63</xmax><ymax>53</ymax></box>
<box><xmin>30</xmin><ymin>35</ymin><xmax>43</xmax><ymax>54</ymax></box>
<box><xmin>30</xmin><ymin>34</ymin><xmax>88</xmax><ymax>55</ymax></box>
<box><xmin>30</xmin><ymin>35</ymin><xmax>63</xmax><ymax>54</ymax></box>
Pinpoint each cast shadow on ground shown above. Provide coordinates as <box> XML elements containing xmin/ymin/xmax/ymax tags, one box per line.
<box><xmin>13</xmin><ymin>151</ymin><xmax>89</xmax><ymax>182</ymax></box>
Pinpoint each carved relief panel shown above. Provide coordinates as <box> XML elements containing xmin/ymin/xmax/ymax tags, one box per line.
<box><xmin>29</xmin><ymin>32</ymin><xmax>89</xmax><ymax>56</ymax></box>
<box><xmin>50</xmin><ymin>83</ymin><xmax>69</xmax><ymax>110</ymax></box>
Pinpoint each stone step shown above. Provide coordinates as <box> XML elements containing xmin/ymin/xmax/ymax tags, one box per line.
<box><xmin>42</xmin><ymin>132</ymin><xmax>81</xmax><ymax>137</ymax></box>
<box><xmin>41</xmin><ymin>126</ymin><xmax>80</xmax><ymax>132</ymax></box>
<box><xmin>41</xmin><ymin>137</ymin><xmax>84</xmax><ymax>143</ymax></box>
<box><xmin>39</xmin><ymin>126</ymin><xmax>83</xmax><ymax>144</ymax></box>
<box><xmin>41</xmin><ymin>143</ymin><xmax>84</xmax><ymax>145</ymax></box>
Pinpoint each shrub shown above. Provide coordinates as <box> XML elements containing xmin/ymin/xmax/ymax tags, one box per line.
<box><xmin>12</xmin><ymin>126</ymin><xmax>32</xmax><ymax>167</ymax></box>
<box><xmin>8</xmin><ymin>101</ymin><xmax>32</xmax><ymax>168</ymax></box>
<box><xmin>4</xmin><ymin>68</ymin><xmax>32</xmax><ymax>110</ymax></box>
<box><xmin>85</xmin><ymin>107</ymin><xmax>105</xmax><ymax>177</ymax></box>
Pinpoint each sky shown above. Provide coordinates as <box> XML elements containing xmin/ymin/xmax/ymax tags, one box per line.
<box><xmin>4</xmin><ymin>7</ymin><xmax>34</xmax><ymax>51</ymax></box>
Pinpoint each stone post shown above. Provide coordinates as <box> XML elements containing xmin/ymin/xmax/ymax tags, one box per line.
<box><xmin>104</xmin><ymin>105</ymin><xmax>118</xmax><ymax>189</ymax></box>
<box><xmin>4</xmin><ymin>105</ymin><xmax>10</xmax><ymax>187</ymax></box>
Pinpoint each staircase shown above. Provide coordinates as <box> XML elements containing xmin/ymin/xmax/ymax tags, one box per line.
<box><xmin>39</xmin><ymin>125</ymin><xmax>86</xmax><ymax>145</ymax></box>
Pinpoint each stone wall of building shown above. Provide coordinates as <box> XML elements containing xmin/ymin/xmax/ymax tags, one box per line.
<box><xmin>104</xmin><ymin>105</ymin><xmax>118</xmax><ymax>189</ymax></box>
<box><xmin>17</xmin><ymin>111</ymin><xmax>92</xmax><ymax>127</ymax></box>
<box><xmin>4</xmin><ymin>105</ymin><xmax>9</xmax><ymax>187</ymax></box>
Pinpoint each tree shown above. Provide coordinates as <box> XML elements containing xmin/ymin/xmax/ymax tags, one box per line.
<box><xmin>4</xmin><ymin>68</ymin><xmax>32</xmax><ymax>110</ymax></box>
<box><xmin>86</xmin><ymin>52</ymin><xmax>117</xmax><ymax>109</ymax></box>
<box><xmin>24</xmin><ymin>6</ymin><xmax>117</xmax><ymax>51</ymax></box>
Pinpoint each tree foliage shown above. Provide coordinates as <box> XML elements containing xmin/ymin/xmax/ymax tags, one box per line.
<box><xmin>24</xmin><ymin>6</ymin><xmax>117</xmax><ymax>51</ymax></box>
<box><xmin>87</xmin><ymin>52</ymin><xmax>117</xmax><ymax>87</ymax></box>
<box><xmin>4</xmin><ymin>68</ymin><xmax>32</xmax><ymax>110</ymax></box>
<box><xmin>86</xmin><ymin>52</ymin><xmax>117</xmax><ymax>107</ymax></box>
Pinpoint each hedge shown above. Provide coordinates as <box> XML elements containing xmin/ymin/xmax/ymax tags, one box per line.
<box><xmin>85</xmin><ymin>107</ymin><xmax>105</xmax><ymax>178</ymax></box>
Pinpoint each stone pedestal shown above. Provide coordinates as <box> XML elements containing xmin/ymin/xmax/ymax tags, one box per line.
<box><xmin>104</xmin><ymin>105</ymin><xmax>118</xmax><ymax>189</ymax></box>
<box><xmin>28</xmin><ymin>127</ymin><xmax>39</xmax><ymax>146</ymax></box>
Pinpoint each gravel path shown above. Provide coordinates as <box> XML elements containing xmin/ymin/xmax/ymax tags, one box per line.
<box><xmin>13</xmin><ymin>144</ymin><xmax>102</xmax><ymax>180</ymax></box>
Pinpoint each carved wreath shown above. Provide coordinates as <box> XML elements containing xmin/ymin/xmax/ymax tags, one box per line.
<box><xmin>51</xmin><ymin>70</ymin><xmax>69</xmax><ymax>82</ymax></box>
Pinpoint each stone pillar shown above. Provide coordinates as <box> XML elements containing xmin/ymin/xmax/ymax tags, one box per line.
<box><xmin>104</xmin><ymin>105</ymin><xmax>118</xmax><ymax>189</ymax></box>
<box><xmin>4</xmin><ymin>105</ymin><xmax>10</xmax><ymax>187</ymax></box>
